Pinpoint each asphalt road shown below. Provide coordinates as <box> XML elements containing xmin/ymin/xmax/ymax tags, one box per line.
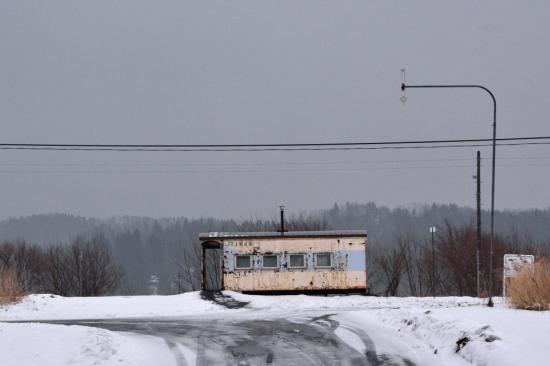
<box><xmin>31</xmin><ymin>292</ymin><xmax>418</xmax><ymax>366</ymax></box>
<box><xmin>48</xmin><ymin>313</ymin><xmax>415</xmax><ymax>366</ymax></box>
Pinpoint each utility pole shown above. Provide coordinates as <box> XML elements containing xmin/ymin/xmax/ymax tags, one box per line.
<box><xmin>401</xmin><ymin>69</ymin><xmax>497</xmax><ymax>307</ymax></box>
<box><xmin>476</xmin><ymin>151</ymin><xmax>482</xmax><ymax>298</ymax></box>
<box><xmin>429</xmin><ymin>226</ymin><xmax>437</xmax><ymax>297</ymax></box>
<box><xmin>79</xmin><ymin>251</ymin><xmax>83</xmax><ymax>297</ymax></box>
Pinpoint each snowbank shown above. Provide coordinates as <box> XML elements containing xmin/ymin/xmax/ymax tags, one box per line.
<box><xmin>0</xmin><ymin>292</ymin><xmax>224</xmax><ymax>321</ymax></box>
<box><xmin>2</xmin><ymin>292</ymin><xmax>549</xmax><ymax>365</ymax></box>
<box><xmin>375</xmin><ymin>305</ymin><xmax>550</xmax><ymax>366</ymax></box>
<box><xmin>0</xmin><ymin>322</ymin><xmax>176</xmax><ymax>366</ymax></box>
<box><xmin>228</xmin><ymin>291</ymin><xmax>485</xmax><ymax>312</ymax></box>
<box><xmin>231</xmin><ymin>292</ymin><xmax>550</xmax><ymax>366</ymax></box>
<box><xmin>1</xmin><ymin>291</ymin><xmax>486</xmax><ymax>322</ymax></box>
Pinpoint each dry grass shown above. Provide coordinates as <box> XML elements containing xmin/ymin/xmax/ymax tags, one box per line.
<box><xmin>508</xmin><ymin>258</ymin><xmax>550</xmax><ymax>311</ymax></box>
<box><xmin>0</xmin><ymin>266</ymin><xmax>25</xmax><ymax>305</ymax></box>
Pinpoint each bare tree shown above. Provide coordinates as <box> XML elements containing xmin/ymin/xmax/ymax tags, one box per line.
<box><xmin>42</xmin><ymin>245</ymin><xmax>73</xmax><ymax>296</ymax></box>
<box><xmin>41</xmin><ymin>234</ymin><xmax>122</xmax><ymax>296</ymax></box>
<box><xmin>397</xmin><ymin>232</ymin><xmax>432</xmax><ymax>297</ymax></box>
<box><xmin>0</xmin><ymin>241</ymin><xmax>44</xmax><ymax>293</ymax></box>
<box><xmin>0</xmin><ymin>242</ymin><xmax>15</xmax><ymax>265</ymax></box>
<box><xmin>376</xmin><ymin>245</ymin><xmax>405</xmax><ymax>296</ymax></box>
<box><xmin>364</xmin><ymin>245</ymin><xmax>383</xmax><ymax>295</ymax></box>
<box><xmin>172</xmin><ymin>237</ymin><xmax>201</xmax><ymax>292</ymax></box>
<box><xmin>73</xmin><ymin>234</ymin><xmax>123</xmax><ymax>296</ymax></box>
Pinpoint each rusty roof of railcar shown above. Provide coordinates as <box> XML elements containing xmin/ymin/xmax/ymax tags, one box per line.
<box><xmin>199</xmin><ymin>230</ymin><xmax>367</xmax><ymax>241</ymax></box>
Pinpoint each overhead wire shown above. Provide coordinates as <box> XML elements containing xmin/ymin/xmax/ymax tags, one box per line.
<box><xmin>0</xmin><ymin>155</ymin><xmax>547</xmax><ymax>168</ymax></box>
<box><xmin>0</xmin><ymin>136</ymin><xmax>548</xmax><ymax>174</ymax></box>
<box><xmin>0</xmin><ymin>161</ymin><xmax>549</xmax><ymax>175</ymax></box>
<box><xmin>0</xmin><ymin>136</ymin><xmax>549</xmax><ymax>152</ymax></box>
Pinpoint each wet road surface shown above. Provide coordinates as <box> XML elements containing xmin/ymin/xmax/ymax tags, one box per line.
<box><xmin>49</xmin><ymin>313</ymin><xmax>416</xmax><ymax>366</ymax></box>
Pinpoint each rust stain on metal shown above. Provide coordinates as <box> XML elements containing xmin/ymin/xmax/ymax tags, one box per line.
<box><xmin>201</xmin><ymin>231</ymin><xmax>368</xmax><ymax>293</ymax></box>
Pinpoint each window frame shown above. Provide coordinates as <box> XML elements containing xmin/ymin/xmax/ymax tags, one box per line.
<box><xmin>261</xmin><ymin>254</ymin><xmax>279</xmax><ymax>269</ymax></box>
<box><xmin>235</xmin><ymin>254</ymin><xmax>252</xmax><ymax>270</ymax></box>
<box><xmin>288</xmin><ymin>253</ymin><xmax>307</xmax><ymax>269</ymax></box>
<box><xmin>314</xmin><ymin>252</ymin><xmax>333</xmax><ymax>269</ymax></box>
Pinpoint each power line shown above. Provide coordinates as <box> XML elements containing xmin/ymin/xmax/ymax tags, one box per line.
<box><xmin>0</xmin><ymin>136</ymin><xmax>549</xmax><ymax>152</ymax></box>
<box><xmin>0</xmin><ymin>165</ymin><xmax>496</xmax><ymax>174</ymax></box>
<box><xmin>0</xmin><ymin>162</ymin><xmax>549</xmax><ymax>175</ymax></box>
<box><xmin>1</xmin><ymin>135</ymin><xmax>548</xmax><ymax>147</ymax></box>
<box><xmin>0</xmin><ymin>155</ymin><xmax>547</xmax><ymax>167</ymax></box>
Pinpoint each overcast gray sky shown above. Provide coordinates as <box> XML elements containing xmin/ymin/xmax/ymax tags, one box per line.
<box><xmin>0</xmin><ymin>1</ymin><xmax>549</xmax><ymax>220</ymax></box>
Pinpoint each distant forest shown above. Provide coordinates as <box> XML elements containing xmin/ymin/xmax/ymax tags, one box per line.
<box><xmin>1</xmin><ymin>202</ymin><xmax>549</xmax><ymax>295</ymax></box>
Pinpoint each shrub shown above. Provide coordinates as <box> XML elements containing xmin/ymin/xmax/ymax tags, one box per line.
<box><xmin>0</xmin><ymin>265</ymin><xmax>25</xmax><ymax>305</ymax></box>
<box><xmin>508</xmin><ymin>258</ymin><xmax>550</xmax><ymax>311</ymax></box>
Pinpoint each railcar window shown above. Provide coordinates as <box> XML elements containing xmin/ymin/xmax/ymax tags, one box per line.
<box><xmin>315</xmin><ymin>253</ymin><xmax>332</xmax><ymax>268</ymax></box>
<box><xmin>262</xmin><ymin>255</ymin><xmax>278</xmax><ymax>268</ymax></box>
<box><xmin>235</xmin><ymin>255</ymin><xmax>252</xmax><ymax>269</ymax></box>
<box><xmin>289</xmin><ymin>254</ymin><xmax>306</xmax><ymax>268</ymax></box>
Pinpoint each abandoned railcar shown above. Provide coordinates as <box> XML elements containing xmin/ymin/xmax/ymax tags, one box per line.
<box><xmin>199</xmin><ymin>230</ymin><xmax>368</xmax><ymax>294</ymax></box>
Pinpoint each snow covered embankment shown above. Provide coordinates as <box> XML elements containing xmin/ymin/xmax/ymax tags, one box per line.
<box><xmin>2</xmin><ymin>292</ymin><xmax>549</xmax><ymax>366</ymax></box>
<box><xmin>231</xmin><ymin>292</ymin><xmax>550</xmax><ymax>366</ymax></box>
<box><xmin>375</xmin><ymin>305</ymin><xmax>550</xmax><ymax>366</ymax></box>
<box><xmin>0</xmin><ymin>322</ymin><xmax>176</xmax><ymax>366</ymax></box>
<box><xmin>0</xmin><ymin>292</ymin><xmax>225</xmax><ymax>321</ymax></box>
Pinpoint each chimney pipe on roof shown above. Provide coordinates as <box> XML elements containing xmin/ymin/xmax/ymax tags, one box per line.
<box><xmin>279</xmin><ymin>205</ymin><xmax>285</xmax><ymax>235</ymax></box>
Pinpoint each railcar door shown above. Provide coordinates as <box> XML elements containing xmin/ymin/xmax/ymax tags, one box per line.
<box><xmin>201</xmin><ymin>241</ymin><xmax>223</xmax><ymax>291</ymax></box>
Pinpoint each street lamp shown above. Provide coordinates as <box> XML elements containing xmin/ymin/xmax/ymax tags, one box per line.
<box><xmin>401</xmin><ymin>69</ymin><xmax>497</xmax><ymax>307</ymax></box>
<box><xmin>429</xmin><ymin>226</ymin><xmax>437</xmax><ymax>297</ymax></box>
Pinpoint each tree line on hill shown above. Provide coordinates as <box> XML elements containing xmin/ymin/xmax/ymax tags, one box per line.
<box><xmin>1</xmin><ymin>202</ymin><xmax>549</xmax><ymax>297</ymax></box>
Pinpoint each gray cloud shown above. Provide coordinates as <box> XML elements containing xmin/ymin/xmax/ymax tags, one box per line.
<box><xmin>0</xmin><ymin>1</ymin><xmax>549</xmax><ymax>219</ymax></box>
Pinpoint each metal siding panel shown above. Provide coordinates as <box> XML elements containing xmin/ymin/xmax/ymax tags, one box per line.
<box><xmin>200</xmin><ymin>230</ymin><xmax>367</xmax><ymax>240</ymax></box>
<box><xmin>346</xmin><ymin>250</ymin><xmax>366</xmax><ymax>271</ymax></box>
<box><xmin>222</xmin><ymin>237</ymin><xmax>365</xmax><ymax>254</ymax></box>
<box><xmin>223</xmin><ymin>271</ymin><xmax>366</xmax><ymax>291</ymax></box>
<box><xmin>221</xmin><ymin>235</ymin><xmax>367</xmax><ymax>292</ymax></box>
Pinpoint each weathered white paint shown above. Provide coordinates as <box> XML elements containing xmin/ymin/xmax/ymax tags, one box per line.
<box><xmin>221</xmin><ymin>235</ymin><xmax>367</xmax><ymax>292</ymax></box>
<box><xmin>221</xmin><ymin>237</ymin><xmax>365</xmax><ymax>254</ymax></box>
<box><xmin>224</xmin><ymin>270</ymin><xmax>366</xmax><ymax>292</ymax></box>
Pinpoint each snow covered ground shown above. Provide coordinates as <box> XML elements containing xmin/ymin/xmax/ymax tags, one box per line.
<box><xmin>1</xmin><ymin>293</ymin><xmax>548</xmax><ymax>365</ymax></box>
<box><xmin>374</xmin><ymin>302</ymin><xmax>550</xmax><ymax>366</ymax></box>
<box><xmin>0</xmin><ymin>322</ymin><xmax>175</xmax><ymax>366</ymax></box>
<box><xmin>0</xmin><ymin>292</ymin><xmax>222</xmax><ymax>321</ymax></box>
